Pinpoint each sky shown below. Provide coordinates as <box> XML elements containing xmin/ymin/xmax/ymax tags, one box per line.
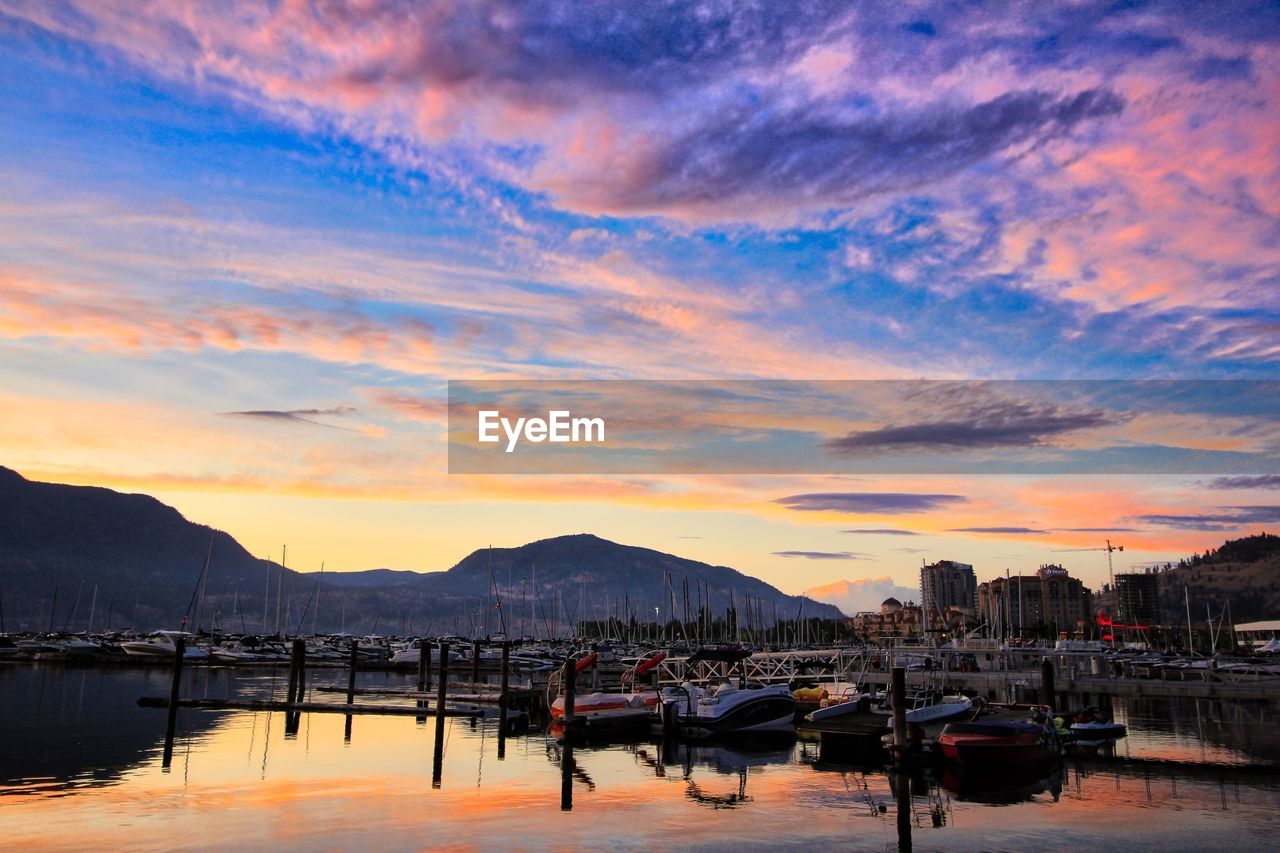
<box><xmin>1</xmin><ymin>1</ymin><xmax>1278</xmax><ymax>598</ymax></box>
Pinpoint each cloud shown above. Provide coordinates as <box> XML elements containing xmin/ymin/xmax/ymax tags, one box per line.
<box><xmin>220</xmin><ymin>407</ymin><xmax>359</xmax><ymax>429</ymax></box>
<box><xmin>827</xmin><ymin>398</ymin><xmax>1116</xmax><ymax>454</ymax></box>
<box><xmin>841</xmin><ymin>528</ymin><xmax>920</xmax><ymax>536</ymax></box>
<box><xmin>1057</xmin><ymin>527</ymin><xmax>1140</xmax><ymax>533</ymax></box>
<box><xmin>803</xmin><ymin>576</ymin><xmax>919</xmax><ymax>615</ymax></box>
<box><xmin>1202</xmin><ymin>476</ymin><xmax>1280</xmax><ymax>490</ymax></box>
<box><xmin>772</xmin><ymin>550</ymin><xmax>871</xmax><ymax>560</ymax></box>
<box><xmin>1128</xmin><ymin>506</ymin><xmax>1280</xmax><ymax>531</ymax></box>
<box><xmin>548</xmin><ymin>87</ymin><xmax>1124</xmax><ymax>217</ymax></box>
<box><xmin>892</xmin><ymin>547</ymin><xmax>930</xmax><ymax>554</ymax></box>
<box><xmin>948</xmin><ymin>526</ymin><xmax>1048</xmax><ymax>534</ymax></box>
<box><xmin>775</xmin><ymin>492</ymin><xmax>965</xmax><ymax>514</ymax></box>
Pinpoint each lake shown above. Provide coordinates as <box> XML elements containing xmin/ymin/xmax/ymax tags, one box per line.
<box><xmin>2</xmin><ymin>664</ymin><xmax>1278</xmax><ymax>851</ymax></box>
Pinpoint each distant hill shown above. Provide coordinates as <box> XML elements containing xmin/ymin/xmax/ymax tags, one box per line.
<box><xmin>0</xmin><ymin>467</ymin><xmax>839</xmax><ymax>634</ymax></box>
<box><xmin>1152</xmin><ymin>533</ymin><xmax>1280</xmax><ymax>623</ymax></box>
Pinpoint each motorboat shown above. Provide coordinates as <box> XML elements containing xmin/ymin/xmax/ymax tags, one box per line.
<box><xmin>805</xmin><ymin>689</ymin><xmax>877</xmax><ymax>722</ymax></box>
<box><xmin>659</xmin><ymin>682</ymin><xmax>797</xmax><ymax>737</ymax></box>
<box><xmin>938</xmin><ymin>704</ymin><xmax>1061</xmax><ymax>766</ymax></box>
<box><xmin>119</xmin><ymin>630</ymin><xmax>207</xmax><ymax>659</ymax></box>
<box><xmin>550</xmin><ymin>690</ymin><xmax>658</xmax><ymax>739</ymax></box>
<box><xmin>388</xmin><ymin>639</ymin><xmax>463</xmax><ymax>666</ymax></box>
<box><xmin>550</xmin><ymin>690</ymin><xmax>658</xmax><ymax>720</ymax></box>
<box><xmin>906</xmin><ymin>694</ymin><xmax>974</xmax><ymax>727</ymax></box>
<box><xmin>1068</xmin><ymin>720</ymin><xmax>1127</xmax><ymax>739</ymax></box>
<box><xmin>209</xmin><ymin>636</ymin><xmax>288</xmax><ymax>663</ymax></box>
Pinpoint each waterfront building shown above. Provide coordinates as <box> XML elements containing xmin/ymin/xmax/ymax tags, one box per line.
<box><xmin>976</xmin><ymin>565</ymin><xmax>1094</xmax><ymax>638</ymax></box>
<box><xmin>920</xmin><ymin>559</ymin><xmax>977</xmax><ymax>629</ymax></box>
<box><xmin>1115</xmin><ymin>571</ymin><xmax>1162</xmax><ymax>627</ymax></box>
<box><xmin>851</xmin><ymin>597</ymin><xmax>924</xmax><ymax>640</ymax></box>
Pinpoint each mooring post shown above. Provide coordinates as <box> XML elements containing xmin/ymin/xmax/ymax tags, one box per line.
<box><xmin>285</xmin><ymin>639</ymin><xmax>300</xmax><ymax>706</ymax></box>
<box><xmin>563</xmin><ymin>654</ymin><xmax>577</xmax><ymax>725</ymax></box>
<box><xmin>432</xmin><ymin>641</ymin><xmax>450</xmax><ymax>789</ymax></box>
<box><xmin>417</xmin><ymin>641</ymin><xmax>429</xmax><ymax>693</ymax></box>
<box><xmin>436</xmin><ymin>641</ymin><xmax>450</xmax><ymax>712</ymax></box>
<box><xmin>161</xmin><ymin>635</ymin><xmax>185</xmax><ymax>770</ymax></box>
<box><xmin>498</xmin><ymin>641</ymin><xmax>511</xmax><ymax>760</ymax></box>
<box><xmin>560</xmin><ymin>742</ymin><xmax>574</xmax><ymax>811</ymax></box>
<box><xmin>894</xmin><ymin>764</ymin><xmax>913</xmax><ymax>853</ymax></box>
<box><xmin>1040</xmin><ymin>657</ymin><xmax>1056</xmax><ymax>710</ymax></box>
<box><xmin>891</xmin><ymin>666</ymin><xmax>907</xmax><ymax>762</ymax></box>
<box><xmin>591</xmin><ymin>643</ymin><xmax>600</xmax><ymax>690</ymax></box>
<box><xmin>293</xmin><ymin>638</ymin><xmax>307</xmax><ymax>703</ymax></box>
<box><xmin>471</xmin><ymin>640</ymin><xmax>481</xmax><ymax>685</ymax></box>
<box><xmin>346</xmin><ymin>641</ymin><xmax>359</xmax><ymax>705</ymax></box>
<box><xmin>431</xmin><ymin>712</ymin><xmax>445</xmax><ymax>790</ymax></box>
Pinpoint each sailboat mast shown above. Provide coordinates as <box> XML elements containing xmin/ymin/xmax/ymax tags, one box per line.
<box><xmin>276</xmin><ymin>545</ymin><xmax>286</xmax><ymax>637</ymax></box>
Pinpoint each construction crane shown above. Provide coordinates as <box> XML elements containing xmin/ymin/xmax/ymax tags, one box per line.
<box><xmin>1052</xmin><ymin>540</ymin><xmax>1124</xmax><ymax>590</ymax></box>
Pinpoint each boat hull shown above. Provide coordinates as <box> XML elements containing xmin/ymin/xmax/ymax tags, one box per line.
<box><xmin>938</xmin><ymin>721</ymin><xmax>1060</xmax><ymax>766</ymax></box>
<box><xmin>677</xmin><ymin>695</ymin><xmax>797</xmax><ymax>737</ymax></box>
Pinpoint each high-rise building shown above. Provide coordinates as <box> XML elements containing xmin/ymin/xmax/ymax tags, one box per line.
<box><xmin>920</xmin><ymin>560</ymin><xmax>977</xmax><ymax>627</ymax></box>
<box><xmin>976</xmin><ymin>565</ymin><xmax>1094</xmax><ymax>637</ymax></box>
<box><xmin>1115</xmin><ymin>572</ymin><xmax>1161</xmax><ymax>627</ymax></box>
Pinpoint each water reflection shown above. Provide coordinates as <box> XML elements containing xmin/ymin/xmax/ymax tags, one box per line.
<box><xmin>2</xmin><ymin>667</ymin><xmax>1279</xmax><ymax>851</ymax></box>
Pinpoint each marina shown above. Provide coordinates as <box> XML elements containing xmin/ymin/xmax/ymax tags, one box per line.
<box><xmin>2</xmin><ymin>657</ymin><xmax>1278</xmax><ymax>851</ymax></box>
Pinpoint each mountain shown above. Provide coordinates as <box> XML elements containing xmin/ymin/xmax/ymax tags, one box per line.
<box><xmin>0</xmin><ymin>467</ymin><xmax>840</xmax><ymax>634</ymax></box>
<box><xmin>395</xmin><ymin>533</ymin><xmax>844</xmax><ymax>636</ymax></box>
<box><xmin>1153</xmin><ymin>533</ymin><xmax>1280</xmax><ymax>623</ymax></box>
<box><xmin>803</xmin><ymin>577</ymin><xmax>920</xmax><ymax>616</ymax></box>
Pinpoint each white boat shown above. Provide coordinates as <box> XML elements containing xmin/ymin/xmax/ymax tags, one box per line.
<box><xmin>1214</xmin><ymin>663</ymin><xmax>1280</xmax><ymax>682</ymax></box>
<box><xmin>388</xmin><ymin>639</ymin><xmax>463</xmax><ymax>666</ymax></box>
<box><xmin>805</xmin><ymin>689</ymin><xmax>877</xmax><ymax>722</ymax></box>
<box><xmin>1069</xmin><ymin>720</ymin><xmax>1127</xmax><ymax>739</ymax></box>
<box><xmin>550</xmin><ymin>690</ymin><xmax>657</xmax><ymax>722</ymax></box>
<box><xmin>209</xmin><ymin>637</ymin><xmax>287</xmax><ymax>663</ymax></box>
<box><xmin>659</xmin><ymin>682</ymin><xmax>797</xmax><ymax>737</ymax></box>
<box><xmin>119</xmin><ymin>631</ymin><xmax>207</xmax><ymax>659</ymax></box>
<box><xmin>906</xmin><ymin>695</ymin><xmax>975</xmax><ymax>726</ymax></box>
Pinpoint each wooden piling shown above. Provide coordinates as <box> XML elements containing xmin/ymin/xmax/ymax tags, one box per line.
<box><xmin>591</xmin><ymin>643</ymin><xmax>600</xmax><ymax>690</ymax></box>
<box><xmin>285</xmin><ymin>639</ymin><xmax>300</xmax><ymax>705</ymax></box>
<box><xmin>161</xmin><ymin>635</ymin><xmax>185</xmax><ymax>770</ymax></box>
<box><xmin>1040</xmin><ymin>657</ymin><xmax>1056</xmax><ymax>710</ymax></box>
<box><xmin>498</xmin><ymin>641</ymin><xmax>510</xmax><ymax>760</ymax></box>
<box><xmin>417</xmin><ymin>641</ymin><xmax>429</xmax><ymax>693</ymax></box>
<box><xmin>560</xmin><ymin>742</ymin><xmax>574</xmax><ymax>811</ymax></box>
<box><xmin>471</xmin><ymin>640</ymin><xmax>481</xmax><ymax>685</ymax></box>
<box><xmin>346</xmin><ymin>641</ymin><xmax>359</xmax><ymax>705</ymax></box>
<box><xmin>563</xmin><ymin>654</ymin><xmax>577</xmax><ymax>725</ymax></box>
<box><xmin>431</xmin><ymin>713</ymin><xmax>446</xmax><ymax>789</ymax></box>
<box><xmin>436</xmin><ymin>641</ymin><xmax>450</xmax><ymax>710</ymax></box>
<box><xmin>894</xmin><ymin>765</ymin><xmax>913</xmax><ymax>852</ymax></box>
<box><xmin>891</xmin><ymin>666</ymin><xmax>907</xmax><ymax>761</ymax></box>
<box><xmin>293</xmin><ymin>638</ymin><xmax>307</xmax><ymax>703</ymax></box>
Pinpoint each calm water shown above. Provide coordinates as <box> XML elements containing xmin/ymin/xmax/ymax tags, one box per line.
<box><xmin>2</xmin><ymin>665</ymin><xmax>1279</xmax><ymax>851</ymax></box>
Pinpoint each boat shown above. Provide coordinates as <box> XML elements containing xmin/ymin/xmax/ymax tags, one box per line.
<box><xmin>1068</xmin><ymin>720</ymin><xmax>1127</xmax><ymax>739</ymax></box>
<box><xmin>659</xmin><ymin>682</ymin><xmax>797</xmax><ymax>737</ymax></box>
<box><xmin>388</xmin><ymin>639</ymin><xmax>463</xmax><ymax>666</ymax></box>
<box><xmin>209</xmin><ymin>636</ymin><xmax>288</xmax><ymax>663</ymax></box>
<box><xmin>550</xmin><ymin>691</ymin><xmax>658</xmax><ymax>739</ymax></box>
<box><xmin>905</xmin><ymin>694</ymin><xmax>974</xmax><ymax>727</ymax></box>
<box><xmin>549</xmin><ymin>690</ymin><xmax>658</xmax><ymax>720</ymax></box>
<box><xmin>119</xmin><ymin>630</ymin><xmax>207</xmax><ymax>659</ymax></box>
<box><xmin>938</xmin><ymin>704</ymin><xmax>1061</xmax><ymax>766</ymax></box>
<box><xmin>805</xmin><ymin>688</ymin><xmax>877</xmax><ymax>722</ymax></box>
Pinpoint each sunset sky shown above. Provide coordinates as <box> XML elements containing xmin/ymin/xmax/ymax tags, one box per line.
<box><xmin>1</xmin><ymin>2</ymin><xmax>1278</xmax><ymax>598</ymax></box>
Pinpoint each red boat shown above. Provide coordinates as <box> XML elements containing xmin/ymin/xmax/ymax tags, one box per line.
<box><xmin>938</xmin><ymin>718</ymin><xmax>1062</xmax><ymax>765</ymax></box>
